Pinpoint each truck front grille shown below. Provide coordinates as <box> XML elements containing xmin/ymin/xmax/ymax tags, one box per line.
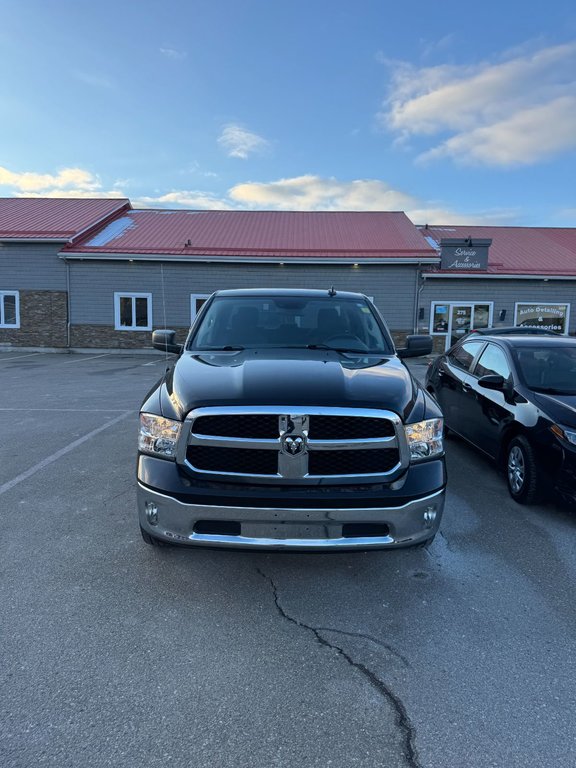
<box><xmin>308</xmin><ymin>449</ymin><xmax>400</xmax><ymax>476</ymax></box>
<box><xmin>181</xmin><ymin>407</ymin><xmax>407</xmax><ymax>482</ymax></box>
<box><xmin>187</xmin><ymin>446</ymin><xmax>278</xmax><ymax>475</ymax></box>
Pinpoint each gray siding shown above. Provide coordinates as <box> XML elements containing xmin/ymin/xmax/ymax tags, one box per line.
<box><xmin>68</xmin><ymin>261</ymin><xmax>419</xmax><ymax>331</ymax></box>
<box><xmin>0</xmin><ymin>242</ymin><xmax>67</xmax><ymax>290</ymax></box>
<box><xmin>420</xmin><ymin>278</ymin><xmax>576</xmax><ymax>334</ymax></box>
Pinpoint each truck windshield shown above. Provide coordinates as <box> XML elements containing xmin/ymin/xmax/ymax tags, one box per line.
<box><xmin>190</xmin><ymin>296</ymin><xmax>392</xmax><ymax>353</ymax></box>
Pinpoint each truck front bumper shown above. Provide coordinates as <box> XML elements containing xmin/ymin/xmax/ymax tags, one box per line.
<box><xmin>137</xmin><ymin>483</ymin><xmax>445</xmax><ymax>550</ymax></box>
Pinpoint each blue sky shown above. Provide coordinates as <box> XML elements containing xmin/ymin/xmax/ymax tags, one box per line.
<box><xmin>1</xmin><ymin>0</ymin><xmax>576</xmax><ymax>225</ymax></box>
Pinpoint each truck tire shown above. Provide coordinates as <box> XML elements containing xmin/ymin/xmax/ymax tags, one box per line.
<box><xmin>506</xmin><ymin>436</ymin><xmax>541</xmax><ymax>505</ymax></box>
<box><xmin>140</xmin><ymin>525</ymin><xmax>171</xmax><ymax>547</ymax></box>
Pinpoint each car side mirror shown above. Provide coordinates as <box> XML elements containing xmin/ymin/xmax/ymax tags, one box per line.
<box><xmin>397</xmin><ymin>334</ymin><xmax>433</xmax><ymax>359</ymax></box>
<box><xmin>478</xmin><ymin>374</ymin><xmax>506</xmax><ymax>390</ymax></box>
<box><xmin>152</xmin><ymin>329</ymin><xmax>183</xmax><ymax>355</ymax></box>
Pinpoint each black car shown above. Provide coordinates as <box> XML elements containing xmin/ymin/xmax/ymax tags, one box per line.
<box><xmin>426</xmin><ymin>335</ymin><xmax>576</xmax><ymax>504</ymax></box>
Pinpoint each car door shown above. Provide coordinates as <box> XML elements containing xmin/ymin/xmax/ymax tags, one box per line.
<box><xmin>436</xmin><ymin>339</ymin><xmax>485</xmax><ymax>439</ymax></box>
<box><xmin>467</xmin><ymin>342</ymin><xmax>516</xmax><ymax>457</ymax></box>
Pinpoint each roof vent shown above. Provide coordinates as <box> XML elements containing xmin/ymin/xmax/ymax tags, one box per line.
<box><xmin>185</xmin><ymin>238</ymin><xmax>192</xmax><ymax>247</ymax></box>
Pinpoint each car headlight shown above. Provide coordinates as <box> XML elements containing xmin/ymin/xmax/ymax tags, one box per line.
<box><xmin>139</xmin><ymin>413</ymin><xmax>182</xmax><ymax>459</ymax></box>
<box><xmin>551</xmin><ymin>424</ymin><xmax>576</xmax><ymax>446</ymax></box>
<box><xmin>404</xmin><ymin>418</ymin><xmax>444</xmax><ymax>461</ymax></box>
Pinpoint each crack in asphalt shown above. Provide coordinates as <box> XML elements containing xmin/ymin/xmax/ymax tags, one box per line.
<box><xmin>314</xmin><ymin>626</ymin><xmax>411</xmax><ymax>668</ymax></box>
<box><xmin>257</xmin><ymin>567</ymin><xmax>422</xmax><ymax>768</ymax></box>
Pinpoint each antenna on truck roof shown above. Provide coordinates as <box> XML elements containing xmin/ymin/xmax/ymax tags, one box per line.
<box><xmin>328</xmin><ymin>286</ymin><xmax>337</xmax><ymax>297</ymax></box>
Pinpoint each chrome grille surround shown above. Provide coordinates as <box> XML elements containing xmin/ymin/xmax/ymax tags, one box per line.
<box><xmin>177</xmin><ymin>406</ymin><xmax>409</xmax><ymax>483</ymax></box>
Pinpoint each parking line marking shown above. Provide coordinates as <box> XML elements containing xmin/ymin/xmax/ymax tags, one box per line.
<box><xmin>60</xmin><ymin>354</ymin><xmax>112</xmax><ymax>365</ymax></box>
<box><xmin>0</xmin><ymin>410</ymin><xmax>134</xmax><ymax>497</ymax></box>
<box><xmin>0</xmin><ymin>408</ymin><xmax>130</xmax><ymax>412</ymax></box>
<box><xmin>0</xmin><ymin>352</ymin><xmax>44</xmax><ymax>362</ymax></box>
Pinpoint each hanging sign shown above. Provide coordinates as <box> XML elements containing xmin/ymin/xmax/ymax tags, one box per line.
<box><xmin>440</xmin><ymin>238</ymin><xmax>491</xmax><ymax>271</ymax></box>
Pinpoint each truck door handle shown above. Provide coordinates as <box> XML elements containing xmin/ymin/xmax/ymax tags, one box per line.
<box><xmin>462</xmin><ymin>382</ymin><xmax>472</xmax><ymax>392</ymax></box>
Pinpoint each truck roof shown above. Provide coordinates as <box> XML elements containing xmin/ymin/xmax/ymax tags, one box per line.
<box><xmin>213</xmin><ymin>288</ymin><xmax>368</xmax><ymax>300</ymax></box>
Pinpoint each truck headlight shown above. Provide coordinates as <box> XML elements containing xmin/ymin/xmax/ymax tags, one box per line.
<box><xmin>139</xmin><ymin>413</ymin><xmax>182</xmax><ymax>459</ymax></box>
<box><xmin>404</xmin><ymin>418</ymin><xmax>444</xmax><ymax>461</ymax></box>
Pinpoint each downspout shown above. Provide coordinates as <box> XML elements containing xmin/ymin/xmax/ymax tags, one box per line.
<box><xmin>65</xmin><ymin>259</ymin><xmax>71</xmax><ymax>350</ymax></box>
<box><xmin>413</xmin><ymin>264</ymin><xmax>423</xmax><ymax>333</ymax></box>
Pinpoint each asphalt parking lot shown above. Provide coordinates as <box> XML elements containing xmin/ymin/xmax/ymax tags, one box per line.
<box><xmin>2</xmin><ymin>351</ymin><xmax>576</xmax><ymax>768</ymax></box>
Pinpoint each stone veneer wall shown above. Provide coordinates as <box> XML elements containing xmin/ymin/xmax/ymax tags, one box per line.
<box><xmin>0</xmin><ymin>291</ymin><xmax>67</xmax><ymax>347</ymax></box>
<box><xmin>70</xmin><ymin>325</ymin><xmax>190</xmax><ymax>349</ymax></box>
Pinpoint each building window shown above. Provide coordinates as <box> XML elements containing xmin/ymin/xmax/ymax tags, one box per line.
<box><xmin>190</xmin><ymin>294</ymin><xmax>210</xmax><ymax>323</ymax></box>
<box><xmin>0</xmin><ymin>291</ymin><xmax>19</xmax><ymax>328</ymax></box>
<box><xmin>514</xmin><ymin>303</ymin><xmax>570</xmax><ymax>334</ymax></box>
<box><xmin>114</xmin><ymin>293</ymin><xmax>152</xmax><ymax>331</ymax></box>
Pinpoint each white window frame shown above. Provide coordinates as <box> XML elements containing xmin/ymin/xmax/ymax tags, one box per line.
<box><xmin>114</xmin><ymin>292</ymin><xmax>152</xmax><ymax>331</ymax></box>
<box><xmin>0</xmin><ymin>291</ymin><xmax>20</xmax><ymax>328</ymax></box>
<box><xmin>190</xmin><ymin>294</ymin><xmax>210</xmax><ymax>323</ymax></box>
<box><xmin>514</xmin><ymin>302</ymin><xmax>570</xmax><ymax>335</ymax></box>
<box><xmin>429</xmin><ymin>301</ymin><xmax>494</xmax><ymax>334</ymax></box>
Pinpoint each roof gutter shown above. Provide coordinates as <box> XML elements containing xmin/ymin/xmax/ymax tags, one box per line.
<box><xmin>59</xmin><ymin>252</ymin><xmax>440</xmax><ymax>265</ymax></box>
<box><xmin>1</xmin><ymin>237</ymin><xmax>70</xmax><ymax>243</ymax></box>
<box><xmin>422</xmin><ymin>272</ymin><xmax>576</xmax><ymax>280</ymax></box>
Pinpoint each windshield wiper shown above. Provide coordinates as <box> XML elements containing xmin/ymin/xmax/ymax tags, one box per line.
<box><xmin>306</xmin><ymin>344</ymin><xmax>382</xmax><ymax>354</ymax></box>
<box><xmin>198</xmin><ymin>345</ymin><xmax>245</xmax><ymax>351</ymax></box>
<box><xmin>532</xmin><ymin>386</ymin><xmax>576</xmax><ymax>395</ymax></box>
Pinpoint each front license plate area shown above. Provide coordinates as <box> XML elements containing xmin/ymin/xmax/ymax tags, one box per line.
<box><xmin>241</xmin><ymin>522</ymin><xmax>334</xmax><ymax>540</ymax></box>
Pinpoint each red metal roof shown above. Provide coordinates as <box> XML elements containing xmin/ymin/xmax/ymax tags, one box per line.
<box><xmin>423</xmin><ymin>225</ymin><xmax>576</xmax><ymax>276</ymax></box>
<box><xmin>65</xmin><ymin>210</ymin><xmax>438</xmax><ymax>260</ymax></box>
<box><xmin>0</xmin><ymin>198</ymin><xmax>130</xmax><ymax>240</ymax></box>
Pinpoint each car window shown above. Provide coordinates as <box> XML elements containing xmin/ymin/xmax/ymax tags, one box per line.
<box><xmin>474</xmin><ymin>343</ymin><xmax>511</xmax><ymax>379</ymax></box>
<box><xmin>448</xmin><ymin>340</ymin><xmax>484</xmax><ymax>371</ymax></box>
<box><xmin>190</xmin><ymin>296</ymin><xmax>393</xmax><ymax>352</ymax></box>
<box><xmin>515</xmin><ymin>345</ymin><xmax>576</xmax><ymax>393</ymax></box>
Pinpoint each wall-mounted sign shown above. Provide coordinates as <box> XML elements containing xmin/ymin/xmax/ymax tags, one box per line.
<box><xmin>440</xmin><ymin>238</ymin><xmax>491</xmax><ymax>271</ymax></box>
<box><xmin>514</xmin><ymin>303</ymin><xmax>570</xmax><ymax>334</ymax></box>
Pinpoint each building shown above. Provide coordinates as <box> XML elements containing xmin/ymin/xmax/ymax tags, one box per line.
<box><xmin>1</xmin><ymin>200</ymin><xmax>438</xmax><ymax>349</ymax></box>
<box><xmin>0</xmin><ymin>198</ymin><xmax>130</xmax><ymax>347</ymax></box>
<box><xmin>418</xmin><ymin>225</ymin><xmax>576</xmax><ymax>350</ymax></box>
<box><xmin>1</xmin><ymin>197</ymin><xmax>576</xmax><ymax>351</ymax></box>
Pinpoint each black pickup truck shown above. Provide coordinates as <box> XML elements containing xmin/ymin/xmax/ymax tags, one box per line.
<box><xmin>137</xmin><ymin>288</ymin><xmax>446</xmax><ymax>550</ymax></box>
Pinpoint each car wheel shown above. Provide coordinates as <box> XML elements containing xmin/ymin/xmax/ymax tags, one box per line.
<box><xmin>140</xmin><ymin>525</ymin><xmax>171</xmax><ymax>547</ymax></box>
<box><xmin>506</xmin><ymin>436</ymin><xmax>541</xmax><ymax>505</ymax></box>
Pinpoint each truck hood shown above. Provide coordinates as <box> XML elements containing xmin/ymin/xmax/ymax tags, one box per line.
<box><xmin>159</xmin><ymin>349</ymin><xmax>424</xmax><ymax>422</ymax></box>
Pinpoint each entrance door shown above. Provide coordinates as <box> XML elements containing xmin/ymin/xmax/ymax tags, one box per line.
<box><xmin>448</xmin><ymin>304</ymin><xmax>473</xmax><ymax>348</ymax></box>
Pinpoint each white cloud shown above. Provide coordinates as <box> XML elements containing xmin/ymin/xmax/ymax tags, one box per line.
<box><xmin>380</xmin><ymin>42</ymin><xmax>576</xmax><ymax>166</ymax></box>
<box><xmin>218</xmin><ymin>123</ymin><xmax>270</xmax><ymax>159</ymax></box>
<box><xmin>229</xmin><ymin>175</ymin><xmax>414</xmax><ymax>211</ymax></box>
<box><xmin>0</xmin><ymin>165</ymin><xmax>123</xmax><ymax>198</ymax></box>
<box><xmin>228</xmin><ymin>175</ymin><xmax>511</xmax><ymax>224</ymax></box>
<box><xmin>159</xmin><ymin>47</ymin><xmax>187</xmax><ymax>61</ymax></box>
<box><xmin>133</xmin><ymin>190</ymin><xmax>232</xmax><ymax>210</ymax></box>
<box><xmin>0</xmin><ymin>164</ymin><xmax>515</xmax><ymax>224</ymax></box>
<box><xmin>419</xmin><ymin>96</ymin><xmax>576</xmax><ymax>166</ymax></box>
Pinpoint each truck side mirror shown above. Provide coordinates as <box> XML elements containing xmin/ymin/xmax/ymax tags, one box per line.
<box><xmin>152</xmin><ymin>329</ymin><xmax>183</xmax><ymax>355</ymax></box>
<box><xmin>397</xmin><ymin>334</ymin><xmax>433</xmax><ymax>359</ymax></box>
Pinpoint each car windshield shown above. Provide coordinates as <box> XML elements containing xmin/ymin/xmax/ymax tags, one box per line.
<box><xmin>515</xmin><ymin>345</ymin><xmax>576</xmax><ymax>394</ymax></box>
<box><xmin>189</xmin><ymin>296</ymin><xmax>392</xmax><ymax>353</ymax></box>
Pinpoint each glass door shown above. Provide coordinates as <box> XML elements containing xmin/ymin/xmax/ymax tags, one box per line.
<box><xmin>448</xmin><ymin>304</ymin><xmax>473</xmax><ymax>348</ymax></box>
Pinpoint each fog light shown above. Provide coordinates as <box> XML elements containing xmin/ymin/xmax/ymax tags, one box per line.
<box><xmin>145</xmin><ymin>501</ymin><xmax>159</xmax><ymax>526</ymax></box>
<box><xmin>423</xmin><ymin>505</ymin><xmax>437</xmax><ymax>528</ymax></box>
